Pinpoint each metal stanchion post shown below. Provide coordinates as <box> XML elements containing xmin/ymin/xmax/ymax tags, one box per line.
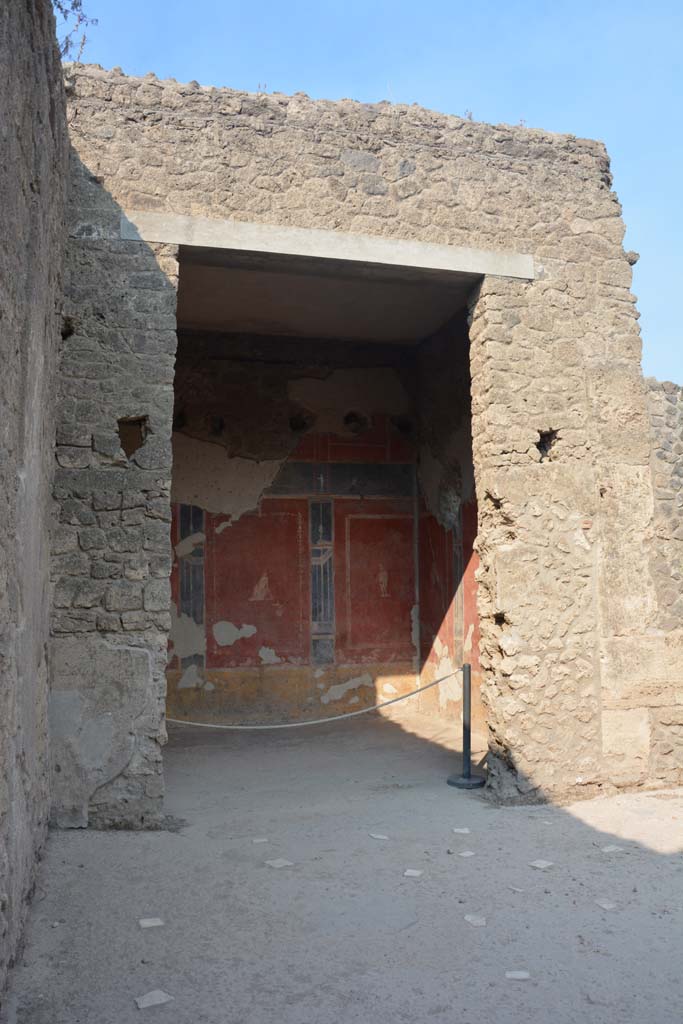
<box><xmin>447</xmin><ymin>663</ymin><xmax>486</xmax><ymax>789</ymax></box>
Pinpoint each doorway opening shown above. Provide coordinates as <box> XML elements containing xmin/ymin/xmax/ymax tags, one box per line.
<box><xmin>166</xmin><ymin>246</ymin><xmax>484</xmax><ymax>747</ymax></box>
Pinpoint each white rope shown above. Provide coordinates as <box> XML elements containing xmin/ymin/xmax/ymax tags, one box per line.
<box><xmin>166</xmin><ymin>671</ymin><xmax>456</xmax><ymax>731</ymax></box>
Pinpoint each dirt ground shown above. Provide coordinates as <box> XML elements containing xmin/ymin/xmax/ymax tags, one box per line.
<box><xmin>2</xmin><ymin>712</ymin><xmax>682</xmax><ymax>1024</ymax></box>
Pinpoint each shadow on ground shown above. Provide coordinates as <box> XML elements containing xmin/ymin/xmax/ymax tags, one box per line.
<box><xmin>2</xmin><ymin>712</ymin><xmax>683</xmax><ymax>1024</ymax></box>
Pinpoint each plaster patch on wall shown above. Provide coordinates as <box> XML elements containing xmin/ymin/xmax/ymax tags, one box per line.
<box><xmin>250</xmin><ymin>573</ymin><xmax>274</xmax><ymax>602</ymax></box>
<box><xmin>213</xmin><ymin>621</ymin><xmax>257</xmax><ymax>646</ymax></box>
<box><xmin>215</xmin><ymin>520</ymin><xmax>231</xmax><ymax>534</ymax></box>
<box><xmin>259</xmin><ymin>646</ymin><xmax>282</xmax><ymax>665</ymax></box>
<box><xmin>464</xmin><ymin>622</ymin><xmax>474</xmax><ymax>655</ymax></box>
<box><xmin>321</xmin><ymin>672</ymin><xmax>373</xmax><ymax>704</ymax></box>
<box><xmin>175</xmin><ymin>531</ymin><xmax>205</xmax><ymax>558</ymax></box>
<box><xmin>171</xmin><ymin>433</ymin><xmax>283</xmax><ymax>519</ymax></box>
<box><xmin>178</xmin><ymin>663</ymin><xmax>203</xmax><ymax>689</ymax></box>
<box><xmin>410</xmin><ymin>604</ymin><xmax>420</xmax><ymax>658</ymax></box>
<box><xmin>382</xmin><ymin>683</ymin><xmax>398</xmax><ymax>695</ymax></box>
<box><xmin>169</xmin><ymin>602</ymin><xmax>206</xmax><ymax>659</ymax></box>
<box><xmin>288</xmin><ymin>369</ymin><xmax>411</xmax><ymax>435</ymax></box>
<box><xmin>418</xmin><ymin>446</ymin><xmax>461</xmax><ymax>530</ymax></box>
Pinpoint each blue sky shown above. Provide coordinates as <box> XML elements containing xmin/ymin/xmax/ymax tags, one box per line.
<box><xmin>73</xmin><ymin>0</ymin><xmax>681</xmax><ymax>382</ymax></box>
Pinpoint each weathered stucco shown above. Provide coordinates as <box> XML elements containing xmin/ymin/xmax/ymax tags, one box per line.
<box><xmin>53</xmin><ymin>61</ymin><xmax>676</xmax><ymax>814</ymax></box>
<box><xmin>0</xmin><ymin>0</ymin><xmax>67</xmax><ymax>990</ymax></box>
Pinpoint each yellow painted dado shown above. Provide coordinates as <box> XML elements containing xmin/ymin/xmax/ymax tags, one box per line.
<box><xmin>166</xmin><ymin>661</ymin><xmax>486</xmax><ymax>746</ymax></box>
<box><xmin>168</xmin><ymin>662</ymin><xmax>421</xmax><ymax>724</ymax></box>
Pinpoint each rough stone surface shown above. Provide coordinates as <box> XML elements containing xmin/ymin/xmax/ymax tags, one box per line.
<box><xmin>58</xmin><ymin>62</ymin><xmax>672</xmax><ymax>810</ymax></box>
<box><xmin>0</xmin><ymin>0</ymin><xmax>67</xmax><ymax>993</ymax></box>
<box><xmin>51</xmin><ymin>156</ymin><xmax>179</xmax><ymax>825</ymax></box>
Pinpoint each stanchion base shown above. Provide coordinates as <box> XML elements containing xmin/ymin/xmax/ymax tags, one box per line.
<box><xmin>447</xmin><ymin>773</ymin><xmax>486</xmax><ymax>789</ymax></box>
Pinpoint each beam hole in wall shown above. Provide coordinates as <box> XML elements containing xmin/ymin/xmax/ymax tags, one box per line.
<box><xmin>536</xmin><ymin>428</ymin><xmax>559</xmax><ymax>462</ymax></box>
<box><xmin>390</xmin><ymin>414</ymin><xmax>415</xmax><ymax>438</ymax></box>
<box><xmin>117</xmin><ymin>415</ymin><xmax>149</xmax><ymax>459</ymax></box>
<box><xmin>61</xmin><ymin>316</ymin><xmax>75</xmax><ymax>340</ymax></box>
<box><xmin>289</xmin><ymin>409</ymin><xmax>316</xmax><ymax>434</ymax></box>
<box><xmin>343</xmin><ymin>410</ymin><xmax>370</xmax><ymax>435</ymax></box>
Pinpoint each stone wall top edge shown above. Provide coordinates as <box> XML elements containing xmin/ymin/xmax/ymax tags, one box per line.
<box><xmin>645</xmin><ymin>376</ymin><xmax>682</xmax><ymax>393</ymax></box>
<box><xmin>63</xmin><ymin>62</ymin><xmax>609</xmax><ymax>159</ymax></box>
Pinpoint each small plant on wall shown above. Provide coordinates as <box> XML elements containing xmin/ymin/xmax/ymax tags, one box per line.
<box><xmin>52</xmin><ymin>0</ymin><xmax>97</xmax><ymax>60</ymax></box>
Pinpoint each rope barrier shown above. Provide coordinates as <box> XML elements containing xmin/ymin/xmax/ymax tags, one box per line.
<box><xmin>166</xmin><ymin>671</ymin><xmax>456</xmax><ymax>731</ymax></box>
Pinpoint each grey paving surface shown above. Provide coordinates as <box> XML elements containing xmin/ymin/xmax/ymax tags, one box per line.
<box><xmin>2</xmin><ymin>714</ymin><xmax>683</xmax><ymax>1023</ymax></box>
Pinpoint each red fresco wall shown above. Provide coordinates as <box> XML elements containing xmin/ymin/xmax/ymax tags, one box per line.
<box><xmin>168</xmin><ymin>415</ymin><xmax>481</xmax><ymax>718</ymax></box>
<box><xmin>205</xmin><ymin>499</ymin><xmax>309</xmax><ymax>668</ymax></box>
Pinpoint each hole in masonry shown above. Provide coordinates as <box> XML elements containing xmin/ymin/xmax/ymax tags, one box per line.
<box><xmin>289</xmin><ymin>409</ymin><xmax>316</xmax><ymax>434</ymax></box>
<box><xmin>390</xmin><ymin>414</ymin><xmax>415</xmax><ymax>437</ymax></box>
<box><xmin>117</xmin><ymin>416</ymin><xmax>149</xmax><ymax>459</ymax></box>
<box><xmin>61</xmin><ymin>316</ymin><xmax>75</xmax><ymax>340</ymax></box>
<box><xmin>343</xmin><ymin>410</ymin><xmax>370</xmax><ymax>435</ymax></box>
<box><xmin>494</xmin><ymin>612</ymin><xmax>508</xmax><ymax>627</ymax></box>
<box><xmin>536</xmin><ymin>429</ymin><xmax>559</xmax><ymax>462</ymax></box>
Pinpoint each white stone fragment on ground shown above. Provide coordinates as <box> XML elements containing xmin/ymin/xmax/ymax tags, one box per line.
<box><xmin>138</xmin><ymin>918</ymin><xmax>164</xmax><ymax>929</ymax></box>
<box><xmin>134</xmin><ymin>990</ymin><xmax>174</xmax><ymax>1009</ymax></box>
<box><xmin>266</xmin><ymin>858</ymin><xmax>293</xmax><ymax>869</ymax></box>
<box><xmin>252</xmin><ymin>837</ymin><xmax>268</xmax><ymax>844</ymax></box>
<box><xmin>464</xmin><ymin>914</ymin><xmax>486</xmax><ymax>927</ymax></box>
<box><xmin>529</xmin><ymin>859</ymin><xmax>553</xmax><ymax>870</ymax></box>
<box><xmin>404</xmin><ymin>869</ymin><xmax>423</xmax><ymax>877</ymax></box>
<box><xmin>458</xmin><ymin>850</ymin><xmax>475</xmax><ymax>858</ymax></box>
<box><xmin>370</xmin><ymin>833</ymin><xmax>389</xmax><ymax>840</ymax></box>
<box><xmin>601</xmin><ymin>844</ymin><xmax>623</xmax><ymax>853</ymax></box>
<box><xmin>509</xmin><ymin>886</ymin><xmax>525</xmax><ymax>893</ymax></box>
<box><xmin>452</xmin><ymin>827</ymin><xmax>470</xmax><ymax>834</ymax></box>
<box><xmin>595</xmin><ymin>899</ymin><xmax>617</xmax><ymax>911</ymax></box>
<box><xmin>505</xmin><ymin>971</ymin><xmax>530</xmax><ymax>981</ymax></box>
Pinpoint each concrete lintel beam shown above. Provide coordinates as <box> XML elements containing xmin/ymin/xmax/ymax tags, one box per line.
<box><xmin>120</xmin><ymin>211</ymin><xmax>535</xmax><ymax>281</ymax></box>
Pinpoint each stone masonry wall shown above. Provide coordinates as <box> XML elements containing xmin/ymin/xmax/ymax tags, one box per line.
<box><xmin>50</xmin><ymin>197</ymin><xmax>178</xmax><ymax>825</ymax></box>
<box><xmin>644</xmin><ymin>379</ymin><xmax>683</xmax><ymax>786</ymax></box>
<box><xmin>0</xmin><ymin>0</ymin><xmax>67</xmax><ymax>992</ymax></box>
<box><xmin>59</xmin><ymin>63</ymin><xmax>667</xmax><ymax>808</ymax></box>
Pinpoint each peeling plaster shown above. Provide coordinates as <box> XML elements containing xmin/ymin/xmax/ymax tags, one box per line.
<box><xmin>175</xmin><ymin>531</ymin><xmax>205</xmax><ymax>558</ymax></box>
<box><xmin>178</xmin><ymin>663</ymin><xmax>203</xmax><ymax>689</ymax></box>
<box><xmin>288</xmin><ymin>369</ymin><xmax>411</xmax><ymax>435</ymax></box>
<box><xmin>213</xmin><ymin>621</ymin><xmax>257</xmax><ymax>646</ymax></box>
<box><xmin>382</xmin><ymin>683</ymin><xmax>398</xmax><ymax>695</ymax></box>
<box><xmin>410</xmin><ymin>604</ymin><xmax>420</xmax><ymax>657</ymax></box>
<box><xmin>171</xmin><ymin>433</ymin><xmax>283</xmax><ymax>519</ymax></box>
<box><xmin>418</xmin><ymin>446</ymin><xmax>461</xmax><ymax>530</ymax></box>
<box><xmin>430</xmin><ymin>636</ymin><xmax>461</xmax><ymax>709</ymax></box>
<box><xmin>259</xmin><ymin>646</ymin><xmax>282</xmax><ymax>665</ymax></box>
<box><xmin>321</xmin><ymin>672</ymin><xmax>373</xmax><ymax>704</ymax></box>
<box><xmin>169</xmin><ymin>602</ymin><xmax>206</xmax><ymax>659</ymax></box>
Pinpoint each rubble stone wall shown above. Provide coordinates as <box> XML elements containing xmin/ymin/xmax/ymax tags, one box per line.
<box><xmin>644</xmin><ymin>379</ymin><xmax>683</xmax><ymax>786</ymax></box>
<box><xmin>58</xmin><ymin>63</ymin><xmax>671</xmax><ymax>810</ymax></box>
<box><xmin>50</xmin><ymin>216</ymin><xmax>178</xmax><ymax>827</ymax></box>
<box><xmin>0</xmin><ymin>0</ymin><xmax>67</xmax><ymax>991</ymax></box>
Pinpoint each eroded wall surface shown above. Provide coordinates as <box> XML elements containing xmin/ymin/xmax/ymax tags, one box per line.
<box><xmin>0</xmin><ymin>0</ymin><xmax>67</xmax><ymax>990</ymax></box>
<box><xmin>62</xmin><ymin>64</ymin><xmax>665</xmax><ymax>804</ymax></box>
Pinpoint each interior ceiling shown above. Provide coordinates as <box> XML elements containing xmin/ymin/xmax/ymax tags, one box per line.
<box><xmin>176</xmin><ymin>246</ymin><xmax>479</xmax><ymax>343</ymax></box>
